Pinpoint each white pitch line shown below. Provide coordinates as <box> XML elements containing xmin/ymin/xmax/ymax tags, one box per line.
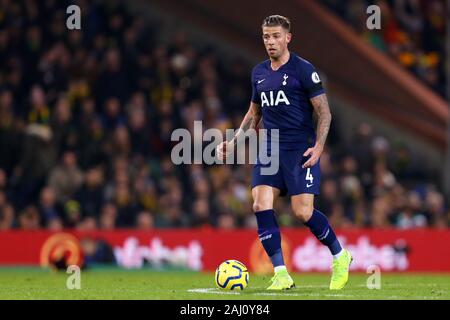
<box><xmin>187</xmin><ymin>288</ymin><xmax>241</xmax><ymax>295</ymax></box>
<box><xmin>254</xmin><ymin>292</ymin><xmax>352</xmax><ymax>297</ymax></box>
<box><xmin>187</xmin><ymin>288</ymin><xmax>352</xmax><ymax>297</ymax></box>
<box><xmin>186</xmin><ymin>288</ymin><xmax>445</xmax><ymax>299</ymax></box>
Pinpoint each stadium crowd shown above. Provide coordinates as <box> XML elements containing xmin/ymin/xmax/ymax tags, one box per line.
<box><xmin>323</xmin><ymin>0</ymin><xmax>447</xmax><ymax>98</ymax></box>
<box><xmin>0</xmin><ymin>0</ymin><xmax>448</xmax><ymax>231</ymax></box>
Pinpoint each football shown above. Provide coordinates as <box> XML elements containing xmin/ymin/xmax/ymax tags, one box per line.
<box><xmin>215</xmin><ymin>260</ymin><xmax>249</xmax><ymax>290</ymax></box>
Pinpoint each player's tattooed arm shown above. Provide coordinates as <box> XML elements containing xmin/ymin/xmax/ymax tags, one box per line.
<box><xmin>310</xmin><ymin>93</ymin><xmax>332</xmax><ymax>148</ymax></box>
<box><xmin>302</xmin><ymin>93</ymin><xmax>332</xmax><ymax>168</ymax></box>
<box><xmin>216</xmin><ymin>102</ymin><xmax>261</xmax><ymax>159</ymax></box>
<box><xmin>247</xmin><ymin>102</ymin><xmax>262</xmax><ymax>131</ymax></box>
<box><xmin>232</xmin><ymin>102</ymin><xmax>262</xmax><ymax>143</ymax></box>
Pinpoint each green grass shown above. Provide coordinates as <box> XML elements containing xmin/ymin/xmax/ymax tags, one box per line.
<box><xmin>0</xmin><ymin>267</ymin><xmax>448</xmax><ymax>300</ymax></box>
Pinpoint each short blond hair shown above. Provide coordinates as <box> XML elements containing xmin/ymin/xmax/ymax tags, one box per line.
<box><xmin>262</xmin><ymin>15</ymin><xmax>291</xmax><ymax>32</ymax></box>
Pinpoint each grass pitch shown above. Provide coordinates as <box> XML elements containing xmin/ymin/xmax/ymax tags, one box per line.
<box><xmin>0</xmin><ymin>267</ymin><xmax>448</xmax><ymax>300</ymax></box>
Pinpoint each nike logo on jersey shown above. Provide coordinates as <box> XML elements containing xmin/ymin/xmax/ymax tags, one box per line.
<box><xmin>257</xmin><ymin>79</ymin><xmax>266</xmax><ymax>84</ymax></box>
<box><xmin>306</xmin><ymin>183</ymin><xmax>314</xmax><ymax>188</ymax></box>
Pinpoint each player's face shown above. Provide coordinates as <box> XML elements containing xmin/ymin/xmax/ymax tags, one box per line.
<box><xmin>262</xmin><ymin>26</ymin><xmax>291</xmax><ymax>59</ymax></box>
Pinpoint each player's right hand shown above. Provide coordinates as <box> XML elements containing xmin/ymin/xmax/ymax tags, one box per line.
<box><xmin>216</xmin><ymin>140</ymin><xmax>233</xmax><ymax>161</ymax></box>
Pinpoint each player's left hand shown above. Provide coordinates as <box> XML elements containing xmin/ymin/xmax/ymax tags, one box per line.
<box><xmin>302</xmin><ymin>143</ymin><xmax>323</xmax><ymax>168</ymax></box>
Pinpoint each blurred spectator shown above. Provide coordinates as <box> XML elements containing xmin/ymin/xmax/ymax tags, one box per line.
<box><xmin>395</xmin><ymin>191</ymin><xmax>428</xmax><ymax>228</ymax></box>
<box><xmin>74</xmin><ymin>166</ymin><xmax>104</xmax><ymax>218</ymax></box>
<box><xmin>27</xmin><ymin>85</ymin><xmax>50</xmax><ymax>125</ymax></box>
<box><xmin>156</xmin><ymin>204</ymin><xmax>190</xmax><ymax>228</ymax></box>
<box><xmin>12</xmin><ymin>124</ymin><xmax>57</xmax><ymax>207</ymax></box>
<box><xmin>81</xmin><ymin>237</ymin><xmax>117</xmax><ymax>267</ymax></box>
<box><xmin>47</xmin><ymin>151</ymin><xmax>84</xmax><ymax>205</ymax></box>
<box><xmin>424</xmin><ymin>190</ymin><xmax>446</xmax><ymax>227</ymax></box>
<box><xmin>64</xmin><ymin>200</ymin><xmax>82</xmax><ymax>228</ymax></box>
<box><xmin>136</xmin><ymin>211</ymin><xmax>154</xmax><ymax>230</ymax></box>
<box><xmin>0</xmin><ymin>205</ymin><xmax>15</xmax><ymax>230</ymax></box>
<box><xmin>99</xmin><ymin>203</ymin><xmax>118</xmax><ymax>230</ymax></box>
<box><xmin>38</xmin><ymin>187</ymin><xmax>61</xmax><ymax>227</ymax></box>
<box><xmin>97</xmin><ymin>48</ymin><xmax>131</xmax><ymax>104</ymax></box>
<box><xmin>50</xmin><ymin>96</ymin><xmax>77</xmax><ymax>153</ymax></box>
<box><xmin>47</xmin><ymin>217</ymin><xmax>63</xmax><ymax>231</ymax></box>
<box><xmin>77</xmin><ymin>216</ymin><xmax>98</xmax><ymax>231</ymax></box>
<box><xmin>191</xmin><ymin>198</ymin><xmax>211</xmax><ymax>227</ymax></box>
<box><xmin>217</xmin><ymin>213</ymin><xmax>237</xmax><ymax>229</ymax></box>
<box><xmin>18</xmin><ymin>206</ymin><xmax>41</xmax><ymax>230</ymax></box>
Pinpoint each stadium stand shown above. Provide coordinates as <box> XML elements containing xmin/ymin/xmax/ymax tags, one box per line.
<box><xmin>0</xmin><ymin>0</ymin><xmax>448</xmax><ymax>231</ymax></box>
<box><xmin>323</xmin><ymin>0</ymin><xmax>447</xmax><ymax>98</ymax></box>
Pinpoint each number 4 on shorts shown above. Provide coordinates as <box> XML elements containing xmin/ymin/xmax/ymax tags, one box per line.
<box><xmin>306</xmin><ymin>168</ymin><xmax>313</xmax><ymax>184</ymax></box>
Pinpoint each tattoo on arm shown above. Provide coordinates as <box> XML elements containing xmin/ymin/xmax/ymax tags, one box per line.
<box><xmin>230</xmin><ymin>103</ymin><xmax>262</xmax><ymax>145</ymax></box>
<box><xmin>235</xmin><ymin>103</ymin><xmax>261</xmax><ymax>141</ymax></box>
<box><xmin>248</xmin><ymin>103</ymin><xmax>262</xmax><ymax>130</ymax></box>
<box><xmin>310</xmin><ymin>94</ymin><xmax>332</xmax><ymax>147</ymax></box>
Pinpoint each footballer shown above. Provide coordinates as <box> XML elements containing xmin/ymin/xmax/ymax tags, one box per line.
<box><xmin>217</xmin><ymin>15</ymin><xmax>352</xmax><ymax>290</ymax></box>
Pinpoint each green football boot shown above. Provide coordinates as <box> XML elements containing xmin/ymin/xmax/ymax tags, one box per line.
<box><xmin>267</xmin><ymin>269</ymin><xmax>295</xmax><ymax>290</ymax></box>
<box><xmin>330</xmin><ymin>249</ymin><xmax>353</xmax><ymax>290</ymax></box>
